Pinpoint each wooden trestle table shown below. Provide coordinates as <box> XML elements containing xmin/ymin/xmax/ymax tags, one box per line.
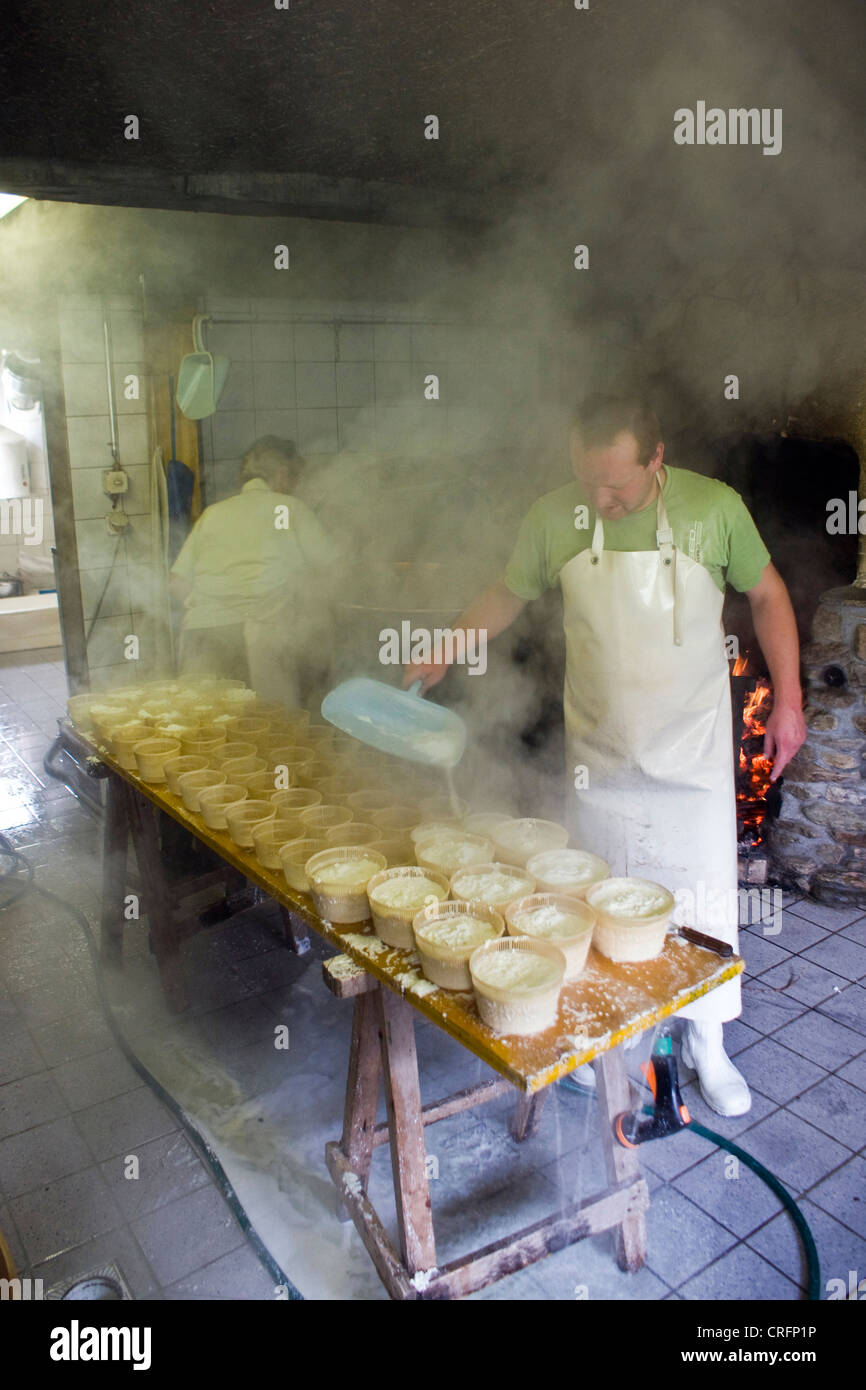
<box><xmin>68</xmin><ymin>722</ymin><xmax>743</xmax><ymax>1301</ymax></box>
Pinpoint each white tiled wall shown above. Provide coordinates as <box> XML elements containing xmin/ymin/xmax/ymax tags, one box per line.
<box><xmin>199</xmin><ymin>297</ymin><xmax>553</xmax><ymax>504</ymax></box>
<box><xmin>50</xmin><ymin>287</ymin><xmax>631</xmax><ymax>688</ymax></box>
<box><xmin>56</xmin><ymin>294</ymin><xmax>157</xmax><ymax>686</ymax></box>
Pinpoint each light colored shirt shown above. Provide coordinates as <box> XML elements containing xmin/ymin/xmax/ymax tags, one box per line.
<box><xmin>171</xmin><ymin>477</ymin><xmax>338</xmax><ymax>630</ymax></box>
<box><xmin>504</xmin><ymin>463</ymin><xmax>770</xmax><ymax>600</ymax></box>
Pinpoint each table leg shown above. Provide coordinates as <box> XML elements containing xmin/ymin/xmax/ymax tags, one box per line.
<box><xmin>510</xmin><ymin>1088</ymin><xmax>548</xmax><ymax>1142</ymax></box>
<box><xmin>100</xmin><ymin>774</ymin><xmax>130</xmax><ymax>967</ymax></box>
<box><xmin>126</xmin><ymin>787</ymin><xmax>187</xmax><ymax>1012</ymax></box>
<box><xmin>278</xmin><ymin>904</ymin><xmax>311</xmax><ymax>956</ymax></box>
<box><xmin>225</xmin><ymin>867</ymin><xmax>254</xmax><ymax>913</ymax></box>
<box><xmin>197</xmin><ymin>867</ymin><xmax>256</xmax><ymax>929</ymax></box>
<box><xmin>378</xmin><ymin>989</ymin><xmax>437</xmax><ymax>1276</ymax></box>
<box><xmin>595</xmin><ymin>1048</ymin><xmax>647</xmax><ymax>1272</ymax></box>
<box><xmin>335</xmin><ymin>989</ymin><xmax>381</xmax><ymax>1221</ymax></box>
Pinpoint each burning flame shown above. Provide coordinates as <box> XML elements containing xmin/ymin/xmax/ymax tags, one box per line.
<box><xmin>736</xmin><ymin>678</ymin><xmax>774</xmax><ymax>846</ymax></box>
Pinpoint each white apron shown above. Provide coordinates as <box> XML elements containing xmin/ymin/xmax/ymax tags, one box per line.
<box><xmin>560</xmin><ymin>476</ymin><xmax>740</xmax><ymax>1021</ymax></box>
<box><xmin>244</xmin><ymin>608</ymin><xmax>302</xmax><ymax>710</ymax></box>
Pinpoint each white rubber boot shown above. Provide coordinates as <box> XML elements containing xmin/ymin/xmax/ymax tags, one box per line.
<box><xmin>565</xmin><ymin>1062</ymin><xmax>596</xmax><ymax>1090</ymax></box>
<box><xmin>563</xmin><ymin>1032</ymin><xmax>643</xmax><ymax>1095</ymax></box>
<box><xmin>681</xmin><ymin>1021</ymin><xmax>751</xmax><ymax>1118</ymax></box>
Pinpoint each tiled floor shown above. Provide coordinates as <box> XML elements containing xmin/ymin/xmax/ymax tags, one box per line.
<box><xmin>0</xmin><ymin>648</ymin><xmax>864</xmax><ymax>1300</ymax></box>
<box><xmin>0</xmin><ymin>649</ymin><xmax>277</xmax><ymax>1300</ymax></box>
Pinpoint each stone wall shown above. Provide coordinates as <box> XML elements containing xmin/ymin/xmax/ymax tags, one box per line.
<box><xmin>766</xmin><ymin>586</ymin><xmax>866</xmax><ymax>904</ymax></box>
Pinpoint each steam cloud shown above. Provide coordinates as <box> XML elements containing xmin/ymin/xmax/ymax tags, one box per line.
<box><xmin>0</xmin><ymin>1</ymin><xmax>863</xmax><ymax>819</ymax></box>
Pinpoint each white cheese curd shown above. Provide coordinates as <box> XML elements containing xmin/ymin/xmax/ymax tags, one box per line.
<box><xmin>472</xmin><ymin>951</ymin><xmax>561</xmax><ymax>990</ymax></box>
<box><xmin>410</xmin><ymin>977</ymin><xmax>438</xmax><ymax>997</ymax></box>
<box><xmin>453</xmin><ymin>868</ymin><xmax>531</xmax><ymax>904</ymax></box>
<box><xmin>416</xmin><ymin>915</ymin><xmax>498</xmax><ymax>951</ymax></box>
<box><xmin>314</xmin><ymin>856</ymin><xmax>383</xmax><ymax>888</ymax></box>
<box><xmin>500</xmin><ymin>821</ymin><xmax>549</xmax><ymax>846</ymax></box>
<box><xmin>528</xmin><ymin>849</ymin><xmax>601</xmax><ymax>885</ymax></box>
<box><xmin>590</xmin><ymin>881</ymin><xmax>671</xmax><ymax>918</ymax></box>
<box><xmin>419</xmin><ymin>838</ymin><xmax>490</xmax><ymax>873</ymax></box>
<box><xmin>412</xmin><ymin>820</ymin><xmax>462</xmax><ymax>843</ymax></box>
<box><xmin>371</xmin><ymin>876</ymin><xmax>447</xmax><ymax>910</ymax></box>
<box><xmin>511</xmin><ymin>904</ymin><xmax>586</xmax><ymax>939</ymax></box>
<box><xmin>495</xmin><ymin>820</ymin><xmax>568</xmax><ymax>858</ymax></box>
<box><xmin>508</xmin><ymin>824</ymin><xmax>539</xmax><ymax>845</ymax></box>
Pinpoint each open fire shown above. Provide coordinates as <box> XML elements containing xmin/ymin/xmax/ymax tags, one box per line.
<box><xmin>732</xmin><ymin>655</ymin><xmax>776</xmax><ymax>848</ymax></box>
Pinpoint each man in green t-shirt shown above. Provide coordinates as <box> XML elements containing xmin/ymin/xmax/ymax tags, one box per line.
<box><xmin>404</xmin><ymin>395</ymin><xmax>806</xmax><ymax>1117</ymax></box>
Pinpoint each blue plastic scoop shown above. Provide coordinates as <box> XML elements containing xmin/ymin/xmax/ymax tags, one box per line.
<box><xmin>320</xmin><ymin>677</ymin><xmax>466</xmax><ymax>768</ymax></box>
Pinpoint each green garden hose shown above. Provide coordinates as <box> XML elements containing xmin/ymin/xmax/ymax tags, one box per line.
<box><xmin>684</xmin><ymin>1114</ymin><xmax>821</xmax><ymax>1301</ymax></box>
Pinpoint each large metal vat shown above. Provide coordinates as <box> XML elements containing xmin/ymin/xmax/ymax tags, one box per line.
<box><xmin>332</xmin><ymin>561</ymin><xmax>482</xmax><ymax>684</ymax></box>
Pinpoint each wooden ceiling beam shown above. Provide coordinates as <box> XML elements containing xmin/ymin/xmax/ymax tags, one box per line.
<box><xmin>0</xmin><ymin>160</ymin><xmax>498</xmax><ymax>229</ymax></box>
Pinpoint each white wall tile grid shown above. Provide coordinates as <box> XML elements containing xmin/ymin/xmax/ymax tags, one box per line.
<box><xmin>200</xmin><ymin>300</ymin><xmax>550</xmax><ymax>501</ymax></box>
<box><xmin>56</xmin><ymin>295</ymin><xmax>157</xmax><ymax>681</ymax></box>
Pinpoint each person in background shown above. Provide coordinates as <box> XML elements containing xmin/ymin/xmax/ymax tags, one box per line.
<box><xmin>404</xmin><ymin>395</ymin><xmax>806</xmax><ymax>1117</ymax></box>
<box><xmin>170</xmin><ymin>436</ymin><xmax>338</xmax><ymax>705</ymax></box>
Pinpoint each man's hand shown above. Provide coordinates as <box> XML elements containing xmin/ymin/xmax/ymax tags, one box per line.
<box><xmin>746</xmin><ymin>564</ymin><xmax>806</xmax><ymax>781</ymax></box>
<box><xmin>400</xmin><ymin>578</ymin><xmax>527</xmax><ymax>696</ymax></box>
<box><xmin>402</xmin><ymin>662</ymin><xmax>448</xmax><ymax>694</ymax></box>
<box><xmin>763</xmin><ymin>700</ymin><xmax>807</xmax><ymax>780</ymax></box>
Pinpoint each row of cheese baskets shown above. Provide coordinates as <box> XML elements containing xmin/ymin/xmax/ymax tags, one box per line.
<box><xmin>68</xmin><ymin>676</ymin><xmax>677</xmax><ymax>1037</ymax></box>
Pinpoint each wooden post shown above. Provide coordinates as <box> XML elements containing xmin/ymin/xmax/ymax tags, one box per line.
<box><xmin>125</xmin><ymin>786</ymin><xmax>187</xmax><ymax>1012</ymax></box>
<box><xmin>854</xmin><ymin>400</ymin><xmax>866</xmax><ymax>587</ymax></box>
<box><xmin>510</xmin><ymin>1088</ymin><xmax>548</xmax><ymax>1143</ymax></box>
<box><xmin>99</xmin><ymin>774</ymin><xmax>129</xmax><ymax>966</ymax></box>
<box><xmin>334</xmin><ymin>990</ymin><xmax>382</xmax><ymax>1220</ymax></box>
<box><xmin>595</xmin><ymin>1049</ymin><xmax>647</xmax><ymax>1272</ymax></box>
<box><xmin>278</xmin><ymin>904</ymin><xmax>311</xmax><ymax>956</ymax></box>
<box><xmin>377</xmin><ymin>989</ymin><xmax>437</xmax><ymax>1276</ymax></box>
<box><xmin>40</xmin><ymin>303</ymin><xmax>90</xmax><ymax>694</ymax></box>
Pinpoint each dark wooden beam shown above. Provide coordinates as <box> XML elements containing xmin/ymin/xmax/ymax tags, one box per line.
<box><xmin>0</xmin><ymin>160</ymin><xmax>498</xmax><ymax>229</ymax></box>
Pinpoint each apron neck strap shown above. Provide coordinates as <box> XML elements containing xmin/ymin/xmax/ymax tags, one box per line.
<box><xmin>655</xmin><ymin>483</ymin><xmax>682</xmax><ymax>644</ymax></box>
<box><xmin>656</xmin><ymin>480</ymin><xmax>673</xmax><ymax>548</ymax></box>
<box><xmin>588</xmin><ymin>472</ymin><xmax>682</xmax><ymax>645</ymax></box>
<box><xmin>590</xmin><ymin>471</ymin><xmax>670</xmax><ymax>556</ymax></box>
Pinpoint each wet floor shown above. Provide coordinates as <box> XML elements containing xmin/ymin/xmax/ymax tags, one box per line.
<box><xmin>1</xmin><ymin>649</ymin><xmax>864</xmax><ymax>1299</ymax></box>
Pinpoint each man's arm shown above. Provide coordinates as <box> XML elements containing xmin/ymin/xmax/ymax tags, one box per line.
<box><xmin>744</xmin><ymin>562</ymin><xmax>807</xmax><ymax>780</ymax></box>
<box><xmin>402</xmin><ymin>578</ymin><xmax>527</xmax><ymax>692</ymax></box>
